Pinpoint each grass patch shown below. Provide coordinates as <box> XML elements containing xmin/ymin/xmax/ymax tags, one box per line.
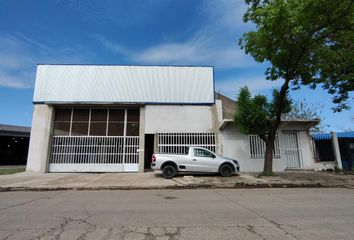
<box><xmin>0</xmin><ymin>167</ymin><xmax>25</xmax><ymax>175</ymax></box>
<box><xmin>258</xmin><ymin>172</ymin><xmax>278</xmax><ymax>178</ymax></box>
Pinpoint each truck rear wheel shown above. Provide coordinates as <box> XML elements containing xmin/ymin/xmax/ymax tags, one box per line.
<box><xmin>162</xmin><ymin>165</ymin><xmax>177</xmax><ymax>179</ymax></box>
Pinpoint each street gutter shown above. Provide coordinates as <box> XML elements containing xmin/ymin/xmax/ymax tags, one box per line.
<box><xmin>1</xmin><ymin>182</ymin><xmax>353</xmax><ymax>192</ymax></box>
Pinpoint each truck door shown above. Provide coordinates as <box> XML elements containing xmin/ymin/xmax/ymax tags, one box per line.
<box><xmin>190</xmin><ymin>148</ymin><xmax>217</xmax><ymax>172</ymax></box>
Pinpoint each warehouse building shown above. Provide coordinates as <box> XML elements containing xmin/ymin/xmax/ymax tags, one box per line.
<box><xmin>26</xmin><ymin>64</ymin><xmax>318</xmax><ymax>173</ymax></box>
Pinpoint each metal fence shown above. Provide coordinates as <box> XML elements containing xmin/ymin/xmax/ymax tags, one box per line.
<box><xmin>339</xmin><ymin>138</ymin><xmax>354</xmax><ymax>170</ymax></box>
<box><xmin>157</xmin><ymin>133</ymin><xmax>216</xmax><ymax>154</ymax></box>
<box><xmin>311</xmin><ymin>135</ymin><xmax>335</xmax><ymax>162</ymax></box>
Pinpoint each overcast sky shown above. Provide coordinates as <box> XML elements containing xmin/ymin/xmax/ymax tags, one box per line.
<box><xmin>0</xmin><ymin>0</ymin><xmax>353</xmax><ymax>131</ymax></box>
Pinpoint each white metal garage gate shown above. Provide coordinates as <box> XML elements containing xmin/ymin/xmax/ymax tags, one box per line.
<box><xmin>49</xmin><ymin>108</ymin><xmax>140</xmax><ymax>172</ymax></box>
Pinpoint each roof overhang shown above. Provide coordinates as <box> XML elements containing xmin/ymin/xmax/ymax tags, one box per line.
<box><xmin>279</xmin><ymin>119</ymin><xmax>320</xmax><ymax>129</ymax></box>
<box><xmin>219</xmin><ymin>119</ymin><xmax>234</xmax><ymax>130</ymax></box>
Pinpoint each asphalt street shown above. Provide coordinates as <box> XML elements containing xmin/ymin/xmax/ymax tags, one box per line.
<box><xmin>0</xmin><ymin>188</ymin><xmax>353</xmax><ymax>240</ymax></box>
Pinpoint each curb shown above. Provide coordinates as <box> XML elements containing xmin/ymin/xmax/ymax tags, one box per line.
<box><xmin>0</xmin><ymin>182</ymin><xmax>352</xmax><ymax>192</ymax></box>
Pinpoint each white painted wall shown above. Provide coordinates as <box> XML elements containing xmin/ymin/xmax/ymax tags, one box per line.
<box><xmin>220</xmin><ymin>124</ymin><xmax>316</xmax><ymax>172</ymax></box>
<box><xmin>26</xmin><ymin>104</ymin><xmax>54</xmax><ymax>172</ymax></box>
<box><xmin>220</xmin><ymin>124</ymin><xmax>287</xmax><ymax>172</ymax></box>
<box><xmin>144</xmin><ymin>104</ymin><xmax>218</xmax><ymax>133</ymax></box>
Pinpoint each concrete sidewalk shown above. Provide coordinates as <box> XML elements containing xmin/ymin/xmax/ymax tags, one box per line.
<box><xmin>0</xmin><ymin>171</ymin><xmax>354</xmax><ymax>191</ymax></box>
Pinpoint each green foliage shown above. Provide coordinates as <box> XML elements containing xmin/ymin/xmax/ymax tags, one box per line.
<box><xmin>258</xmin><ymin>172</ymin><xmax>277</xmax><ymax>177</ymax></box>
<box><xmin>240</xmin><ymin>0</ymin><xmax>354</xmax><ymax>112</ymax></box>
<box><xmin>234</xmin><ymin>86</ymin><xmax>291</xmax><ymax>136</ymax></box>
<box><xmin>334</xmin><ymin>165</ymin><xmax>341</xmax><ymax>173</ymax></box>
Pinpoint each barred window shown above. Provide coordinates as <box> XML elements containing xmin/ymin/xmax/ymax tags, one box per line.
<box><xmin>249</xmin><ymin>134</ymin><xmax>280</xmax><ymax>159</ymax></box>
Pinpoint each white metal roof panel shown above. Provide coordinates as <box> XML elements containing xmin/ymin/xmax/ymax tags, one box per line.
<box><xmin>33</xmin><ymin>65</ymin><xmax>214</xmax><ymax>104</ymax></box>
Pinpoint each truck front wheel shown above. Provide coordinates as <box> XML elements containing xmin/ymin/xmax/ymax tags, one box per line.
<box><xmin>162</xmin><ymin>165</ymin><xmax>177</xmax><ymax>179</ymax></box>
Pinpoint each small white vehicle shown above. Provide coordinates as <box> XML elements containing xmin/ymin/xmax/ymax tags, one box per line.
<box><xmin>151</xmin><ymin>147</ymin><xmax>240</xmax><ymax>179</ymax></box>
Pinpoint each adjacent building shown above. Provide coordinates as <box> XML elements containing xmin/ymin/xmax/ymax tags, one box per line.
<box><xmin>26</xmin><ymin>64</ymin><xmax>318</xmax><ymax>173</ymax></box>
<box><xmin>0</xmin><ymin>124</ymin><xmax>30</xmax><ymax>165</ymax></box>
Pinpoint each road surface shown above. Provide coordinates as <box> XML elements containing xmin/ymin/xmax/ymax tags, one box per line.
<box><xmin>0</xmin><ymin>188</ymin><xmax>353</xmax><ymax>239</ymax></box>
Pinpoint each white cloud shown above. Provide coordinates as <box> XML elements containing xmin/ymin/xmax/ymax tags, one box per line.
<box><xmin>0</xmin><ymin>69</ymin><xmax>33</xmax><ymax>88</ymax></box>
<box><xmin>0</xmin><ymin>33</ymin><xmax>92</xmax><ymax>89</ymax></box>
<box><xmin>95</xmin><ymin>0</ymin><xmax>255</xmax><ymax>69</ymax></box>
<box><xmin>215</xmin><ymin>76</ymin><xmax>283</xmax><ymax>99</ymax></box>
<box><xmin>92</xmin><ymin>34</ymin><xmax>131</xmax><ymax>56</ymax></box>
<box><xmin>0</xmin><ymin>34</ymin><xmax>34</xmax><ymax>88</ymax></box>
<box><xmin>131</xmin><ymin>39</ymin><xmax>254</xmax><ymax>68</ymax></box>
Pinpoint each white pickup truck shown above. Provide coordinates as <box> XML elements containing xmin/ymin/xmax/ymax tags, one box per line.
<box><xmin>151</xmin><ymin>147</ymin><xmax>240</xmax><ymax>179</ymax></box>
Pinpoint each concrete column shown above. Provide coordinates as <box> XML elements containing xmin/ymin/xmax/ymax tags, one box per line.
<box><xmin>212</xmin><ymin>100</ymin><xmax>223</xmax><ymax>155</ymax></box>
<box><xmin>26</xmin><ymin>104</ymin><xmax>54</xmax><ymax>173</ymax></box>
<box><xmin>138</xmin><ymin>106</ymin><xmax>145</xmax><ymax>173</ymax></box>
<box><xmin>331</xmin><ymin>132</ymin><xmax>343</xmax><ymax>170</ymax></box>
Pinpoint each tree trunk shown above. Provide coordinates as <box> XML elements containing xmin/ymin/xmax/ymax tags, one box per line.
<box><xmin>263</xmin><ymin>136</ymin><xmax>275</xmax><ymax>176</ymax></box>
<box><xmin>262</xmin><ymin>77</ymin><xmax>291</xmax><ymax>175</ymax></box>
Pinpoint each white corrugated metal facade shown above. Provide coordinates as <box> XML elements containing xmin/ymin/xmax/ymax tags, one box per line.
<box><xmin>33</xmin><ymin>65</ymin><xmax>214</xmax><ymax>104</ymax></box>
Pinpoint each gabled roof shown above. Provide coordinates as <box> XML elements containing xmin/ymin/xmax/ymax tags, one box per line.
<box><xmin>0</xmin><ymin>124</ymin><xmax>31</xmax><ymax>137</ymax></box>
<box><xmin>33</xmin><ymin>64</ymin><xmax>214</xmax><ymax>105</ymax></box>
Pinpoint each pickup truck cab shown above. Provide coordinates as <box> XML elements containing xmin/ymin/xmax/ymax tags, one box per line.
<box><xmin>151</xmin><ymin>147</ymin><xmax>240</xmax><ymax>179</ymax></box>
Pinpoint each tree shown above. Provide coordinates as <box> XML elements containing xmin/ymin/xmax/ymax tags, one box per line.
<box><xmin>234</xmin><ymin>87</ymin><xmax>291</xmax><ymax>175</ymax></box>
<box><xmin>236</xmin><ymin>0</ymin><xmax>354</xmax><ymax>175</ymax></box>
<box><xmin>284</xmin><ymin>99</ymin><xmax>329</xmax><ymax>132</ymax></box>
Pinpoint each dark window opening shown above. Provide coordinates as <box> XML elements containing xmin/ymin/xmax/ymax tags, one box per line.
<box><xmin>53</xmin><ymin>108</ymin><xmax>71</xmax><ymax>136</ymax></box>
<box><xmin>0</xmin><ymin>136</ymin><xmax>29</xmax><ymax>165</ymax></box>
<box><xmin>53</xmin><ymin>108</ymin><xmax>139</xmax><ymax>137</ymax></box>
<box><xmin>71</xmin><ymin>122</ymin><xmax>89</xmax><ymax>136</ymax></box>
<box><xmin>126</xmin><ymin>123</ymin><xmax>139</xmax><ymax>136</ymax></box>
<box><xmin>90</xmin><ymin>122</ymin><xmax>107</xmax><ymax>136</ymax></box>
<box><xmin>108</xmin><ymin>122</ymin><xmax>124</xmax><ymax>136</ymax></box>
<box><xmin>109</xmin><ymin>109</ymin><xmax>125</xmax><ymax>122</ymax></box>
<box><xmin>72</xmin><ymin>109</ymin><xmax>89</xmax><ymax>121</ymax></box>
<box><xmin>127</xmin><ymin>109</ymin><xmax>140</xmax><ymax>122</ymax></box>
<box><xmin>53</xmin><ymin>122</ymin><xmax>70</xmax><ymax>136</ymax></box>
<box><xmin>55</xmin><ymin>109</ymin><xmax>71</xmax><ymax>121</ymax></box>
